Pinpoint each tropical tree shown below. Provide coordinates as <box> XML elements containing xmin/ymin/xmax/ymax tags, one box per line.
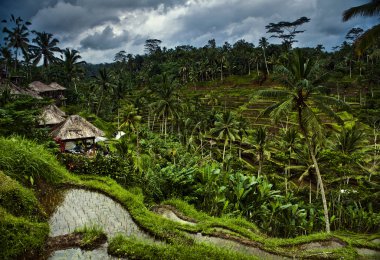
<box><xmin>210</xmin><ymin>110</ymin><xmax>240</xmax><ymax>161</ymax></box>
<box><xmin>149</xmin><ymin>74</ymin><xmax>182</xmax><ymax>140</ymax></box>
<box><xmin>343</xmin><ymin>0</ymin><xmax>380</xmax><ymax>55</ymax></box>
<box><xmin>259</xmin><ymin>37</ymin><xmax>270</xmax><ymax>75</ymax></box>
<box><xmin>2</xmin><ymin>15</ymin><xmax>31</xmax><ymax>70</ymax></box>
<box><xmin>59</xmin><ymin>48</ymin><xmax>85</xmax><ymax>94</ymax></box>
<box><xmin>30</xmin><ymin>31</ymin><xmax>61</xmax><ymax>67</ymax></box>
<box><xmin>94</xmin><ymin>68</ymin><xmax>114</xmax><ymax>116</ymax></box>
<box><xmin>255</xmin><ymin>49</ymin><xmax>350</xmax><ymax>233</ymax></box>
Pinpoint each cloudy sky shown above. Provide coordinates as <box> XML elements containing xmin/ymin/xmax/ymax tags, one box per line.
<box><xmin>0</xmin><ymin>0</ymin><xmax>377</xmax><ymax>64</ymax></box>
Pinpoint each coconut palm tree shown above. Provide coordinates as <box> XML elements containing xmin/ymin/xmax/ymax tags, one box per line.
<box><xmin>259</xmin><ymin>37</ymin><xmax>270</xmax><ymax>75</ymax></box>
<box><xmin>60</xmin><ymin>48</ymin><xmax>85</xmax><ymax>93</ymax></box>
<box><xmin>210</xmin><ymin>110</ymin><xmax>240</xmax><ymax>161</ymax></box>
<box><xmin>94</xmin><ymin>67</ymin><xmax>114</xmax><ymax>116</ymax></box>
<box><xmin>2</xmin><ymin>15</ymin><xmax>31</xmax><ymax>70</ymax></box>
<box><xmin>30</xmin><ymin>31</ymin><xmax>61</xmax><ymax>67</ymax></box>
<box><xmin>149</xmin><ymin>74</ymin><xmax>182</xmax><ymax>140</ymax></box>
<box><xmin>343</xmin><ymin>0</ymin><xmax>380</xmax><ymax>55</ymax></box>
<box><xmin>255</xmin><ymin>49</ymin><xmax>349</xmax><ymax>233</ymax></box>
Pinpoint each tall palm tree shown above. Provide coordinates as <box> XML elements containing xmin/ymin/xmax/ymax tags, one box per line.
<box><xmin>149</xmin><ymin>74</ymin><xmax>181</xmax><ymax>140</ymax></box>
<box><xmin>94</xmin><ymin>68</ymin><xmax>114</xmax><ymax>116</ymax></box>
<box><xmin>255</xmin><ymin>49</ymin><xmax>349</xmax><ymax>233</ymax></box>
<box><xmin>259</xmin><ymin>37</ymin><xmax>270</xmax><ymax>75</ymax></box>
<box><xmin>210</xmin><ymin>110</ymin><xmax>240</xmax><ymax>161</ymax></box>
<box><xmin>30</xmin><ymin>31</ymin><xmax>61</xmax><ymax>67</ymax></box>
<box><xmin>60</xmin><ymin>48</ymin><xmax>85</xmax><ymax>93</ymax></box>
<box><xmin>343</xmin><ymin>0</ymin><xmax>380</xmax><ymax>55</ymax></box>
<box><xmin>2</xmin><ymin>15</ymin><xmax>31</xmax><ymax>70</ymax></box>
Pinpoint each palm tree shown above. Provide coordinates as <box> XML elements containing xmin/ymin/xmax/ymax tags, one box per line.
<box><xmin>60</xmin><ymin>48</ymin><xmax>85</xmax><ymax>93</ymax></box>
<box><xmin>259</xmin><ymin>37</ymin><xmax>270</xmax><ymax>75</ymax></box>
<box><xmin>149</xmin><ymin>74</ymin><xmax>181</xmax><ymax>140</ymax></box>
<box><xmin>2</xmin><ymin>15</ymin><xmax>31</xmax><ymax>70</ymax></box>
<box><xmin>343</xmin><ymin>0</ymin><xmax>380</xmax><ymax>55</ymax></box>
<box><xmin>30</xmin><ymin>31</ymin><xmax>61</xmax><ymax>67</ymax></box>
<box><xmin>210</xmin><ymin>110</ymin><xmax>240</xmax><ymax>161</ymax></box>
<box><xmin>94</xmin><ymin>68</ymin><xmax>114</xmax><ymax>116</ymax></box>
<box><xmin>255</xmin><ymin>49</ymin><xmax>349</xmax><ymax>233</ymax></box>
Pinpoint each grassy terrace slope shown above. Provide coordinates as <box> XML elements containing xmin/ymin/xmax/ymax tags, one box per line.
<box><xmin>0</xmin><ymin>136</ymin><xmax>379</xmax><ymax>259</ymax></box>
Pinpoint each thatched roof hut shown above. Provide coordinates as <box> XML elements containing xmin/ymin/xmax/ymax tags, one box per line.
<box><xmin>39</xmin><ymin>104</ymin><xmax>66</xmax><ymax>126</ymax></box>
<box><xmin>51</xmin><ymin>115</ymin><xmax>104</xmax><ymax>141</ymax></box>
<box><xmin>29</xmin><ymin>81</ymin><xmax>53</xmax><ymax>93</ymax></box>
<box><xmin>0</xmin><ymin>82</ymin><xmax>42</xmax><ymax>99</ymax></box>
<box><xmin>49</xmin><ymin>82</ymin><xmax>66</xmax><ymax>91</ymax></box>
<box><xmin>28</xmin><ymin>81</ymin><xmax>66</xmax><ymax>100</ymax></box>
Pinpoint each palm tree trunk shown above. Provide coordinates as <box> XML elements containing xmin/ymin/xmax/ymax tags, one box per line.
<box><xmin>96</xmin><ymin>91</ymin><xmax>104</xmax><ymax>116</ymax></box>
<box><xmin>222</xmin><ymin>140</ymin><xmax>227</xmax><ymax>161</ymax></box>
<box><xmin>263</xmin><ymin>49</ymin><xmax>269</xmax><ymax>75</ymax></box>
<box><xmin>298</xmin><ymin>107</ymin><xmax>330</xmax><ymax>233</ymax></box>
<box><xmin>306</xmin><ymin>138</ymin><xmax>330</xmax><ymax>233</ymax></box>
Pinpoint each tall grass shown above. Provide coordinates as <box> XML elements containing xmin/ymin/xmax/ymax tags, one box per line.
<box><xmin>0</xmin><ymin>136</ymin><xmax>70</xmax><ymax>185</ymax></box>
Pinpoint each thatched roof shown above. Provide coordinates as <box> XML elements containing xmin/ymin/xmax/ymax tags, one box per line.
<box><xmin>29</xmin><ymin>81</ymin><xmax>66</xmax><ymax>93</ymax></box>
<box><xmin>39</xmin><ymin>104</ymin><xmax>66</xmax><ymax>125</ymax></box>
<box><xmin>29</xmin><ymin>81</ymin><xmax>52</xmax><ymax>92</ymax></box>
<box><xmin>51</xmin><ymin>115</ymin><xmax>104</xmax><ymax>141</ymax></box>
<box><xmin>49</xmin><ymin>82</ymin><xmax>66</xmax><ymax>91</ymax></box>
<box><xmin>0</xmin><ymin>82</ymin><xmax>42</xmax><ymax>99</ymax></box>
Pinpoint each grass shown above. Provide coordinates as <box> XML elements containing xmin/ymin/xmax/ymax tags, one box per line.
<box><xmin>0</xmin><ymin>171</ymin><xmax>45</xmax><ymax>220</ymax></box>
<box><xmin>0</xmin><ymin>207</ymin><xmax>49</xmax><ymax>260</ymax></box>
<box><xmin>108</xmin><ymin>234</ymin><xmax>257</xmax><ymax>260</ymax></box>
<box><xmin>74</xmin><ymin>225</ymin><xmax>106</xmax><ymax>247</ymax></box>
<box><xmin>0</xmin><ymin>136</ymin><xmax>71</xmax><ymax>186</ymax></box>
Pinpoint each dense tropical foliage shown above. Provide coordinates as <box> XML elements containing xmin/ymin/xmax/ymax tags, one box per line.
<box><xmin>0</xmin><ymin>5</ymin><xmax>379</xmax><ymax>258</ymax></box>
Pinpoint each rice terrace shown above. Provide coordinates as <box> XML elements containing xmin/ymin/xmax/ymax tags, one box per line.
<box><xmin>0</xmin><ymin>0</ymin><xmax>379</xmax><ymax>259</ymax></box>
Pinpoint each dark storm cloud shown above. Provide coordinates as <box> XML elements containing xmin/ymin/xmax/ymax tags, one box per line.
<box><xmin>80</xmin><ymin>26</ymin><xmax>129</xmax><ymax>50</ymax></box>
<box><xmin>0</xmin><ymin>0</ymin><xmax>378</xmax><ymax>63</ymax></box>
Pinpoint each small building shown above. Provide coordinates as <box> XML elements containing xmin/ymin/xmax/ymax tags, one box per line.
<box><xmin>28</xmin><ymin>81</ymin><xmax>66</xmax><ymax>100</ymax></box>
<box><xmin>51</xmin><ymin>115</ymin><xmax>104</xmax><ymax>152</ymax></box>
<box><xmin>38</xmin><ymin>104</ymin><xmax>66</xmax><ymax>126</ymax></box>
<box><xmin>0</xmin><ymin>82</ymin><xmax>42</xmax><ymax>99</ymax></box>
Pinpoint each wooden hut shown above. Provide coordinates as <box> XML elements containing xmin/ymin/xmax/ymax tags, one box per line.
<box><xmin>28</xmin><ymin>81</ymin><xmax>66</xmax><ymax>99</ymax></box>
<box><xmin>38</xmin><ymin>104</ymin><xmax>66</xmax><ymax>126</ymax></box>
<box><xmin>0</xmin><ymin>82</ymin><xmax>42</xmax><ymax>99</ymax></box>
<box><xmin>50</xmin><ymin>115</ymin><xmax>104</xmax><ymax>151</ymax></box>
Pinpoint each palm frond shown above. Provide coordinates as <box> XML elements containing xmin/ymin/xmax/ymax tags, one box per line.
<box><xmin>342</xmin><ymin>1</ymin><xmax>380</xmax><ymax>21</ymax></box>
<box><xmin>256</xmin><ymin>89</ymin><xmax>292</xmax><ymax>99</ymax></box>
<box><xmin>312</xmin><ymin>94</ymin><xmax>351</xmax><ymax>111</ymax></box>
<box><xmin>270</xmin><ymin>98</ymin><xmax>295</xmax><ymax>123</ymax></box>
<box><xmin>355</xmin><ymin>24</ymin><xmax>380</xmax><ymax>56</ymax></box>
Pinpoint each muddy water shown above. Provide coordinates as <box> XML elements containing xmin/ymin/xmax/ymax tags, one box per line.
<box><xmin>46</xmin><ymin>188</ymin><xmax>151</xmax><ymax>259</ymax></box>
<box><xmin>49</xmin><ymin>189</ymin><xmax>149</xmax><ymax>238</ymax></box>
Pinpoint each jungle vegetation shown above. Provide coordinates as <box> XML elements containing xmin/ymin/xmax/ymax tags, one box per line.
<box><xmin>0</xmin><ymin>3</ymin><xmax>379</xmax><ymax>256</ymax></box>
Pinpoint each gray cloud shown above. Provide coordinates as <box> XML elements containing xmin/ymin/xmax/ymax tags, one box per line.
<box><xmin>0</xmin><ymin>0</ymin><xmax>378</xmax><ymax>63</ymax></box>
<box><xmin>80</xmin><ymin>26</ymin><xmax>129</xmax><ymax>50</ymax></box>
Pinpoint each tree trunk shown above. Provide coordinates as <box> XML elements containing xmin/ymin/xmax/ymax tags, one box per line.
<box><xmin>96</xmin><ymin>91</ymin><xmax>104</xmax><ymax>116</ymax></box>
<box><xmin>306</xmin><ymin>138</ymin><xmax>330</xmax><ymax>233</ymax></box>
<box><xmin>299</xmin><ymin>107</ymin><xmax>330</xmax><ymax>233</ymax></box>
<box><xmin>222</xmin><ymin>140</ymin><xmax>227</xmax><ymax>161</ymax></box>
<box><xmin>263</xmin><ymin>49</ymin><xmax>270</xmax><ymax>75</ymax></box>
